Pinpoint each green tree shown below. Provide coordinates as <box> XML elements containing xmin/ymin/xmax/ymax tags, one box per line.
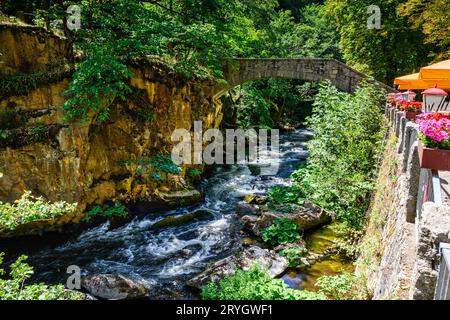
<box><xmin>324</xmin><ymin>0</ymin><xmax>433</xmax><ymax>83</ymax></box>
<box><xmin>293</xmin><ymin>80</ymin><xmax>385</xmax><ymax>228</ymax></box>
<box><xmin>398</xmin><ymin>0</ymin><xmax>450</xmax><ymax>60</ymax></box>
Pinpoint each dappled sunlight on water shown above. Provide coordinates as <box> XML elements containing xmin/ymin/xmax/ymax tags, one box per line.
<box><xmin>281</xmin><ymin>224</ymin><xmax>355</xmax><ymax>292</ymax></box>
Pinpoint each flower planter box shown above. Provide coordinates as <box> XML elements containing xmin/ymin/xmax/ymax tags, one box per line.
<box><xmin>418</xmin><ymin>140</ymin><xmax>450</xmax><ymax>171</ymax></box>
<box><xmin>405</xmin><ymin>111</ymin><xmax>421</xmax><ymax>121</ymax></box>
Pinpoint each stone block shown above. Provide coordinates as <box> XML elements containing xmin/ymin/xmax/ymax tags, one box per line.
<box><xmin>405</xmin><ymin>142</ymin><xmax>420</xmax><ymax>223</ymax></box>
<box><xmin>398</xmin><ymin>116</ymin><xmax>407</xmax><ymax>154</ymax></box>
<box><xmin>411</xmin><ymin>202</ymin><xmax>450</xmax><ymax>299</ymax></box>
<box><xmin>402</xmin><ymin>123</ymin><xmax>419</xmax><ymax>172</ymax></box>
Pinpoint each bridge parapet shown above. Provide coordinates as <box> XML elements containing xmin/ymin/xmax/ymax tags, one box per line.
<box><xmin>210</xmin><ymin>58</ymin><xmax>394</xmax><ymax>97</ymax></box>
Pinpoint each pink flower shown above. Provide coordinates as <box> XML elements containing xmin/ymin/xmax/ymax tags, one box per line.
<box><xmin>416</xmin><ymin>113</ymin><xmax>450</xmax><ymax>143</ymax></box>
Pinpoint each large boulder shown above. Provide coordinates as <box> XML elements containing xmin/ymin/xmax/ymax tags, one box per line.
<box><xmin>81</xmin><ymin>274</ymin><xmax>147</xmax><ymax>300</ymax></box>
<box><xmin>241</xmin><ymin>201</ymin><xmax>333</xmax><ymax>236</ymax></box>
<box><xmin>186</xmin><ymin>246</ymin><xmax>288</xmax><ymax>289</ymax></box>
<box><xmin>235</xmin><ymin>202</ymin><xmax>259</xmax><ymax>216</ymax></box>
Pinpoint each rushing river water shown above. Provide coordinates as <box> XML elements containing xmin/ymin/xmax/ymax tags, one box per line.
<box><xmin>2</xmin><ymin>128</ymin><xmax>351</xmax><ymax>299</ymax></box>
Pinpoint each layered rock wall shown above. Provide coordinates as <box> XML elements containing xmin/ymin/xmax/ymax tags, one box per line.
<box><xmin>0</xmin><ymin>24</ymin><xmax>223</xmax><ymax>229</ymax></box>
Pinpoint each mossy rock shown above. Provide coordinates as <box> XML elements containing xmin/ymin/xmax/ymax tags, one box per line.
<box><xmin>150</xmin><ymin>209</ymin><xmax>215</xmax><ymax>230</ymax></box>
<box><xmin>243</xmin><ymin>194</ymin><xmax>267</xmax><ymax>205</ymax></box>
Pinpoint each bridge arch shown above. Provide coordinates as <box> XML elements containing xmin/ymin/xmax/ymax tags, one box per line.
<box><xmin>211</xmin><ymin>58</ymin><xmax>392</xmax><ymax>98</ymax></box>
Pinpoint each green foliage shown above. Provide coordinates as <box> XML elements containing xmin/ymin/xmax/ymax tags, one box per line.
<box><xmin>151</xmin><ymin>155</ymin><xmax>182</xmax><ymax>175</ymax></box>
<box><xmin>235</xmin><ymin>83</ymin><xmax>274</xmax><ymax>129</ymax></box>
<box><xmin>280</xmin><ymin>247</ymin><xmax>306</xmax><ymax>267</ymax></box>
<box><xmin>399</xmin><ymin>0</ymin><xmax>450</xmax><ymax>60</ymax></box>
<box><xmin>292</xmin><ymin>81</ymin><xmax>385</xmax><ymax>228</ymax></box>
<box><xmin>261</xmin><ymin>218</ymin><xmax>300</xmax><ymax>246</ymax></box>
<box><xmin>151</xmin><ymin>172</ymin><xmax>164</xmax><ymax>183</ymax></box>
<box><xmin>234</xmin><ymin>78</ymin><xmax>319</xmax><ymax>129</ymax></box>
<box><xmin>27</xmin><ymin>125</ymin><xmax>49</xmax><ymax>143</ymax></box>
<box><xmin>0</xmin><ymin>191</ymin><xmax>77</xmax><ymax>231</ymax></box>
<box><xmin>136</xmin><ymin>109</ymin><xmax>156</xmax><ymax>122</ymax></box>
<box><xmin>268</xmin><ymin>185</ymin><xmax>305</xmax><ymax>205</ymax></box>
<box><xmin>0</xmin><ymin>71</ymin><xmax>54</xmax><ymax>99</ymax></box>
<box><xmin>118</xmin><ymin>155</ymin><xmax>181</xmax><ymax>185</ymax></box>
<box><xmin>103</xmin><ymin>203</ymin><xmax>128</xmax><ymax>218</ymax></box>
<box><xmin>0</xmin><ymin>125</ymin><xmax>53</xmax><ymax>148</ymax></box>
<box><xmin>3</xmin><ymin>1</ymin><xmax>342</xmax><ymax>125</ymax></box>
<box><xmin>0</xmin><ymin>253</ymin><xmax>84</xmax><ymax>300</ymax></box>
<box><xmin>82</xmin><ymin>202</ymin><xmax>128</xmax><ymax>223</ymax></box>
<box><xmin>0</xmin><ymin>108</ymin><xmax>20</xmax><ymax>129</ymax></box>
<box><xmin>201</xmin><ymin>265</ymin><xmax>326</xmax><ymax>300</ymax></box>
<box><xmin>83</xmin><ymin>205</ymin><xmax>102</xmax><ymax>223</ymax></box>
<box><xmin>0</xmin><ymin>129</ymin><xmax>16</xmax><ymax>146</ymax></box>
<box><xmin>331</xmin><ymin>223</ymin><xmax>365</xmax><ymax>259</ymax></box>
<box><xmin>187</xmin><ymin>168</ymin><xmax>203</xmax><ymax>177</ymax></box>
<box><xmin>63</xmin><ymin>48</ymin><xmax>133</xmax><ymax>123</ymax></box>
<box><xmin>324</xmin><ymin>0</ymin><xmax>434</xmax><ymax>83</ymax></box>
<box><xmin>316</xmin><ymin>272</ymin><xmax>367</xmax><ymax>300</ymax></box>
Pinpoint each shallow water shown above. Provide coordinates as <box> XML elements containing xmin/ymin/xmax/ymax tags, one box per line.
<box><xmin>7</xmin><ymin>129</ymin><xmax>314</xmax><ymax>298</ymax></box>
<box><xmin>281</xmin><ymin>224</ymin><xmax>355</xmax><ymax>292</ymax></box>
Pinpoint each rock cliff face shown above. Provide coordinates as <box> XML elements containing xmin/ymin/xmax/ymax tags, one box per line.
<box><xmin>0</xmin><ymin>23</ymin><xmax>71</xmax><ymax>75</ymax></box>
<box><xmin>0</xmin><ymin>24</ymin><xmax>223</xmax><ymax>230</ymax></box>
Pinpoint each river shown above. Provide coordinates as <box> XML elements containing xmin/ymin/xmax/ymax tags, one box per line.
<box><xmin>3</xmin><ymin>128</ymin><xmax>352</xmax><ymax>299</ymax></box>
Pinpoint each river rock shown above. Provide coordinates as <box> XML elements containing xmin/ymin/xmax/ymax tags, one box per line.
<box><xmin>243</xmin><ymin>195</ymin><xmax>268</xmax><ymax>205</ymax></box>
<box><xmin>186</xmin><ymin>246</ymin><xmax>288</xmax><ymax>289</ymax></box>
<box><xmin>157</xmin><ymin>189</ymin><xmax>203</xmax><ymax>206</ymax></box>
<box><xmin>81</xmin><ymin>274</ymin><xmax>147</xmax><ymax>300</ymax></box>
<box><xmin>235</xmin><ymin>202</ymin><xmax>259</xmax><ymax>216</ymax></box>
<box><xmin>150</xmin><ymin>209</ymin><xmax>215</xmax><ymax>230</ymax></box>
<box><xmin>247</xmin><ymin>164</ymin><xmax>261</xmax><ymax>176</ymax></box>
<box><xmin>241</xmin><ymin>201</ymin><xmax>333</xmax><ymax>236</ymax></box>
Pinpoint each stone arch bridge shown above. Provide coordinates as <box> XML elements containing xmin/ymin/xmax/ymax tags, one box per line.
<box><xmin>210</xmin><ymin>58</ymin><xmax>394</xmax><ymax>98</ymax></box>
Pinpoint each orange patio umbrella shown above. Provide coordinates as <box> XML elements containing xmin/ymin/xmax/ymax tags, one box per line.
<box><xmin>420</xmin><ymin>59</ymin><xmax>450</xmax><ymax>80</ymax></box>
<box><xmin>398</xmin><ymin>80</ymin><xmax>450</xmax><ymax>90</ymax></box>
<box><xmin>394</xmin><ymin>72</ymin><xmax>420</xmax><ymax>85</ymax></box>
<box><xmin>394</xmin><ymin>59</ymin><xmax>450</xmax><ymax>90</ymax></box>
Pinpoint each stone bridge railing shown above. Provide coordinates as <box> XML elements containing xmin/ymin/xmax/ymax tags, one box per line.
<box><xmin>386</xmin><ymin>106</ymin><xmax>450</xmax><ymax>300</ymax></box>
<box><xmin>210</xmin><ymin>58</ymin><xmax>395</xmax><ymax>98</ymax></box>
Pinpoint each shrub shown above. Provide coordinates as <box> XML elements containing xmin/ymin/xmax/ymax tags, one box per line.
<box><xmin>316</xmin><ymin>272</ymin><xmax>367</xmax><ymax>300</ymax></box>
<box><xmin>331</xmin><ymin>223</ymin><xmax>364</xmax><ymax>260</ymax></box>
<box><xmin>104</xmin><ymin>203</ymin><xmax>128</xmax><ymax>218</ymax></box>
<box><xmin>151</xmin><ymin>155</ymin><xmax>181</xmax><ymax>175</ymax></box>
<box><xmin>268</xmin><ymin>185</ymin><xmax>305</xmax><ymax>205</ymax></box>
<box><xmin>187</xmin><ymin>168</ymin><xmax>203</xmax><ymax>178</ymax></box>
<box><xmin>280</xmin><ymin>247</ymin><xmax>306</xmax><ymax>267</ymax></box>
<box><xmin>293</xmin><ymin>81</ymin><xmax>385</xmax><ymax>228</ymax></box>
<box><xmin>82</xmin><ymin>202</ymin><xmax>128</xmax><ymax>223</ymax></box>
<box><xmin>261</xmin><ymin>218</ymin><xmax>300</xmax><ymax>246</ymax></box>
<box><xmin>151</xmin><ymin>172</ymin><xmax>163</xmax><ymax>183</ymax></box>
<box><xmin>0</xmin><ymin>191</ymin><xmax>77</xmax><ymax>231</ymax></box>
<box><xmin>63</xmin><ymin>47</ymin><xmax>133</xmax><ymax>123</ymax></box>
<box><xmin>0</xmin><ymin>253</ymin><xmax>84</xmax><ymax>300</ymax></box>
<box><xmin>201</xmin><ymin>265</ymin><xmax>326</xmax><ymax>300</ymax></box>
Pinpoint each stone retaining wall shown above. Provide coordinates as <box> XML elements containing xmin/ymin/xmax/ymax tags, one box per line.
<box><xmin>377</xmin><ymin>106</ymin><xmax>450</xmax><ymax>299</ymax></box>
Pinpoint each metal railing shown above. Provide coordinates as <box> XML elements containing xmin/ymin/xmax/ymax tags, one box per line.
<box><xmin>435</xmin><ymin>243</ymin><xmax>450</xmax><ymax>300</ymax></box>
